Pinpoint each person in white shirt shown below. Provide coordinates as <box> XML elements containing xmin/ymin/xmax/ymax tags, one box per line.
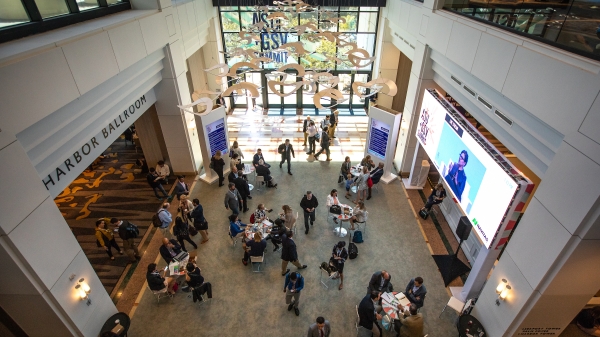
<box><xmin>306</xmin><ymin>121</ymin><xmax>318</xmax><ymax>155</ymax></box>
<box><xmin>156</xmin><ymin>160</ymin><xmax>170</xmax><ymax>184</ymax></box>
<box><xmin>326</xmin><ymin>189</ymin><xmax>341</xmax><ymax>224</ymax></box>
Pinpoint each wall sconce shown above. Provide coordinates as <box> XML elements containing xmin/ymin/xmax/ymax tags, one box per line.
<box><xmin>496</xmin><ymin>282</ymin><xmax>511</xmax><ymax>306</ymax></box>
<box><xmin>78</xmin><ymin>278</ymin><xmax>90</xmax><ymax>294</ymax></box>
<box><xmin>75</xmin><ymin>284</ymin><xmax>91</xmax><ymax>306</ymax></box>
<box><xmin>496</xmin><ymin>278</ymin><xmax>507</xmax><ymax>294</ymax></box>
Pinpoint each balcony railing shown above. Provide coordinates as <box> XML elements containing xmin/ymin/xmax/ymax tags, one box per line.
<box><xmin>443</xmin><ymin>0</ymin><xmax>600</xmax><ymax>61</ymax></box>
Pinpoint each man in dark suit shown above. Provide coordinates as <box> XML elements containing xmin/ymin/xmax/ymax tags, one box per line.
<box><xmin>278</xmin><ymin>139</ymin><xmax>295</xmax><ymax>175</ymax></box>
<box><xmin>358</xmin><ymin>292</ymin><xmax>383</xmax><ymax>337</ymax></box>
<box><xmin>256</xmin><ymin>160</ymin><xmax>277</xmax><ymax>188</ymax></box>
<box><xmin>253</xmin><ymin>148</ymin><xmax>270</xmax><ymax>168</ymax></box>
<box><xmin>302</xmin><ymin>116</ymin><xmax>311</xmax><ymax>147</ymax></box>
<box><xmin>159</xmin><ymin>238</ymin><xmax>182</xmax><ymax>265</ymax></box>
<box><xmin>394</xmin><ymin>304</ymin><xmax>424</xmax><ymax>337</ymax></box>
<box><xmin>314</xmin><ymin>127</ymin><xmax>331</xmax><ymax>161</ymax></box>
<box><xmin>173</xmin><ymin>175</ymin><xmax>190</xmax><ymax>200</ymax></box>
<box><xmin>307</xmin><ymin>316</ymin><xmax>331</xmax><ymax>337</ymax></box>
<box><xmin>229</xmin><ymin>166</ymin><xmax>251</xmax><ymax>212</ymax></box>
<box><xmin>405</xmin><ymin>277</ymin><xmax>427</xmax><ymax>308</ymax></box>
<box><xmin>368</xmin><ymin>162</ymin><xmax>385</xmax><ymax>200</ymax></box>
<box><xmin>280</xmin><ymin>231</ymin><xmax>307</xmax><ymax>276</ymax></box>
<box><xmin>368</xmin><ymin>270</ymin><xmax>393</xmax><ymax>295</ymax></box>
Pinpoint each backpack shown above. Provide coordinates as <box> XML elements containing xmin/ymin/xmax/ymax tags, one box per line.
<box><xmin>419</xmin><ymin>209</ymin><xmax>429</xmax><ymax>220</ymax></box>
<box><xmin>352</xmin><ymin>230</ymin><xmax>364</xmax><ymax>243</ymax></box>
<box><xmin>152</xmin><ymin>210</ymin><xmax>165</xmax><ymax>228</ymax></box>
<box><xmin>348</xmin><ymin>232</ymin><xmax>358</xmax><ymax>259</ymax></box>
<box><xmin>126</xmin><ymin>222</ymin><xmax>140</xmax><ymax>238</ymax></box>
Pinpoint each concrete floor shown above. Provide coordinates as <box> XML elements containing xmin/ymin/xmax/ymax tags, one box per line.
<box><xmin>128</xmin><ymin>162</ymin><xmax>460</xmax><ymax>336</ymax></box>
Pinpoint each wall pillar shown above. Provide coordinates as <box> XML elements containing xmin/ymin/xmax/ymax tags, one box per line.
<box><xmin>0</xmin><ymin>136</ymin><xmax>116</xmax><ymax>337</ymax></box>
<box><xmin>471</xmin><ymin>141</ymin><xmax>600</xmax><ymax>336</ymax></box>
<box><xmin>134</xmin><ymin>104</ymin><xmax>169</xmax><ymax>168</ymax></box>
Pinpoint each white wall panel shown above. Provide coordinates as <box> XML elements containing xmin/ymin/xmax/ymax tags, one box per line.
<box><xmin>398</xmin><ymin>1</ymin><xmax>411</xmax><ymax>31</ymax></box>
<box><xmin>49</xmin><ymin>250</ymin><xmax>116</xmax><ymax>333</ymax></box>
<box><xmin>0</xmin><ymin>143</ymin><xmax>49</xmax><ymax>235</ymax></box>
<box><xmin>9</xmin><ymin>198</ymin><xmax>81</xmax><ymax>290</ymax></box>
<box><xmin>81</xmin><ymin>288</ymin><xmax>118</xmax><ymax>337</ymax></box>
<box><xmin>445</xmin><ymin>21</ymin><xmax>481</xmax><ymax>72</ymax></box>
<box><xmin>0</xmin><ymin>239</ymin><xmax>40</xmax><ymax>295</ymax></box>
<box><xmin>471</xmin><ymin>252</ymin><xmax>535</xmax><ymax>337</ymax></box>
<box><xmin>579</xmin><ymin>92</ymin><xmax>600</xmax><ymax>145</ymax></box>
<box><xmin>107</xmin><ymin>20</ymin><xmax>148</xmax><ymax>71</ymax></box>
<box><xmin>542</xmin><ymin>239</ymin><xmax>600</xmax><ymax>296</ymax></box>
<box><xmin>139</xmin><ymin>12</ymin><xmax>169</xmax><ymax>54</ymax></box>
<box><xmin>164</xmin><ymin>145</ymin><xmax>196</xmax><ymax>173</ymax></box>
<box><xmin>406</xmin><ymin>5</ymin><xmax>423</xmax><ymax>38</ymax></box>
<box><xmin>0</xmin><ymin>129</ymin><xmax>16</xmax><ymax>151</ymax></box>
<box><xmin>425</xmin><ymin>13</ymin><xmax>452</xmax><ymax>55</ymax></box>
<box><xmin>0</xmin><ymin>48</ymin><xmax>80</xmax><ymax>134</ymax></box>
<box><xmin>62</xmin><ymin>31</ymin><xmax>120</xmax><ymax>95</ymax></box>
<box><xmin>177</xmin><ymin>4</ymin><xmax>190</xmax><ymax>36</ymax></box>
<box><xmin>535</xmin><ymin>142</ymin><xmax>600</xmax><ymax>233</ymax></box>
<box><xmin>157</xmin><ymin>114</ymin><xmax>191</xmax><ymax>148</ymax></box>
<box><xmin>505</xmin><ymin>198</ymin><xmax>573</xmax><ymax>289</ymax></box>
<box><xmin>471</xmin><ymin>32</ymin><xmax>517</xmax><ymax>92</ymax></box>
<box><xmin>502</xmin><ymin>47</ymin><xmax>600</xmax><ymax>135</ymax></box>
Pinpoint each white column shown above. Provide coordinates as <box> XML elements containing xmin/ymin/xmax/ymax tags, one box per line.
<box><xmin>471</xmin><ymin>140</ymin><xmax>600</xmax><ymax>336</ymax></box>
<box><xmin>0</xmin><ymin>136</ymin><xmax>116</xmax><ymax>337</ymax></box>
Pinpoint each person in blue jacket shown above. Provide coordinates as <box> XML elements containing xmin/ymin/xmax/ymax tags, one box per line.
<box><xmin>229</xmin><ymin>214</ymin><xmax>247</xmax><ymax>238</ymax></box>
<box><xmin>284</xmin><ymin>271</ymin><xmax>304</xmax><ymax>316</ymax></box>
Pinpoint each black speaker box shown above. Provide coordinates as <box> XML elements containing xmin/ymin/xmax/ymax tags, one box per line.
<box><xmin>455</xmin><ymin>216</ymin><xmax>472</xmax><ymax>241</ymax></box>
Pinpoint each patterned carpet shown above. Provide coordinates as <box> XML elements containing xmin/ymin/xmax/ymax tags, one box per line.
<box><xmin>56</xmin><ymin>137</ymin><xmax>167</xmax><ymax>294</ymax></box>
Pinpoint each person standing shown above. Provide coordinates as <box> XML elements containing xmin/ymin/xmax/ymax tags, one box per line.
<box><xmin>173</xmin><ymin>175</ymin><xmax>190</xmax><ymax>200</ymax></box>
<box><xmin>331</xmin><ymin>241</ymin><xmax>348</xmax><ymax>290</ymax></box>
<box><xmin>211</xmin><ymin>150</ymin><xmax>226</xmax><ymax>187</ymax></box>
<box><xmin>307</xmin><ymin>316</ymin><xmax>331</xmax><ymax>337</ymax></box>
<box><xmin>302</xmin><ymin>116</ymin><xmax>311</xmax><ymax>147</ymax></box>
<box><xmin>229</xmin><ymin>140</ymin><xmax>244</xmax><ymax>159</ymax></box>
<box><xmin>224</xmin><ymin>183</ymin><xmax>242</xmax><ymax>216</ymax></box>
<box><xmin>358</xmin><ymin>292</ymin><xmax>383</xmax><ymax>337</ymax></box>
<box><xmin>284</xmin><ymin>271</ymin><xmax>304</xmax><ymax>316</ymax></box>
<box><xmin>328</xmin><ymin>110</ymin><xmax>338</xmax><ymax>139</ymax></box>
<box><xmin>300</xmin><ymin>191</ymin><xmax>319</xmax><ymax>234</ymax></box>
<box><xmin>178</xmin><ymin>195</ymin><xmax>194</xmax><ymax>224</ymax></box>
<box><xmin>306</xmin><ymin>120</ymin><xmax>318</xmax><ymax>155</ymax></box>
<box><xmin>281</xmin><ymin>230</ymin><xmax>307</xmax><ymax>276</ymax></box>
<box><xmin>354</xmin><ymin>166</ymin><xmax>369</xmax><ymax>204</ymax></box>
<box><xmin>173</xmin><ymin>216</ymin><xmax>197</xmax><ymax>252</ymax></box>
<box><xmin>278</xmin><ymin>139</ymin><xmax>295</xmax><ymax>175</ymax></box>
<box><xmin>190</xmin><ymin>198</ymin><xmax>209</xmax><ymax>244</ymax></box>
<box><xmin>314</xmin><ymin>127</ymin><xmax>331</xmax><ymax>161</ymax></box>
<box><xmin>146</xmin><ymin>167</ymin><xmax>170</xmax><ymax>200</ymax></box>
<box><xmin>229</xmin><ymin>166</ymin><xmax>251</xmax><ymax>212</ymax></box>
<box><xmin>95</xmin><ymin>219</ymin><xmax>122</xmax><ymax>261</ymax></box>
<box><xmin>405</xmin><ymin>277</ymin><xmax>427</xmax><ymax>308</ymax></box>
<box><xmin>367</xmin><ymin>163</ymin><xmax>384</xmax><ymax>200</ymax></box>
<box><xmin>157</xmin><ymin>203</ymin><xmax>172</xmax><ymax>238</ymax></box>
<box><xmin>113</xmin><ymin>218</ymin><xmax>140</xmax><ymax>263</ymax></box>
<box><xmin>394</xmin><ymin>304</ymin><xmax>424</xmax><ymax>337</ymax></box>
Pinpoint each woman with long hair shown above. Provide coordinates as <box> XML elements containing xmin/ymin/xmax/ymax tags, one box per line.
<box><xmin>354</xmin><ymin>166</ymin><xmax>369</xmax><ymax>204</ymax></box>
<box><xmin>173</xmin><ymin>216</ymin><xmax>197</xmax><ymax>252</ymax></box>
<box><xmin>280</xmin><ymin>204</ymin><xmax>296</xmax><ymax>230</ymax></box>
<box><xmin>349</xmin><ymin>201</ymin><xmax>366</xmax><ymax>230</ymax></box>
<box><xmin>179</xmin><ymin>194</ymin><xmax>194</xmax><ymax>223</ymax></box>
<box><xmin>211</xmin><ymin>150</ymin><xmax>225</xmax><ymax>187</ymax></box>
<box><xmin>230</xmin><ymin>140</ymin><xmax>244</xmax><ymax>159</ymax></box>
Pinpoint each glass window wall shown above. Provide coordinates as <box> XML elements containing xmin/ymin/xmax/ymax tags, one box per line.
<box><xmin>0</xmin><ymin>0</ymin><xmax>30</xmax><ymax>28</ymax></box>
<box><xmin>35</xmin><ymin>0</ymin><xmax>70</xmax><ymax>19</ymax></box>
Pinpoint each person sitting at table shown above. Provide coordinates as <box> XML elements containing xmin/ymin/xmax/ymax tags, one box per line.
<box><xmin>146</xmin><ymin>263</ymin><xmax>177</xmax><ymax>295</ymax></box>
<box><xmin>344</xmin><ymin>173</ymin><xmax>353</xmax><ymax>199</ymax></box>
<box><xmin>360</xmin><ymin>155</ymin><xmax>374</xmax><ymax>170</ymax></box>
<box><xmin>253</xmin><ymin>148</ymin><xmax>270</xmax><ymax>168</ymax></box>
<box><xmin>331</xmin><ymin>241</ymin><xmax>348</xmax><ymax>290</ymax></box>
<box><xmin>256</xmin><ymin>159</ymin><xmax>277</xmax><ymax>188</ymax></box>
<box><xmin>393</xmin><ymin>303</ymin><xmax>423</xmax><ymax>337</ymax></box>
<box><xmin>420</xmin><ymin>183</ymin><xmax>446</xmax><ymax>213</ymax></box>
<box><xmin>229</xmin><ymin>214</ymin><xmax>247</xmax><ymax>238</ymax></box>
<box><xmin>368</xmin><ymin>162</ymin><xmax>384</xmax><ymax>200</ymax></box>
<box><xmin>349</xmin><ymin>201</ymin><xmax>366</xmax><ymax>230</ymax></box>
<box><xmin>254</xmin><ymin>203</ymin><xmax>273</xmax><ymax>223</ymax></box>
<box><xmin>159</xmin><ymin>238</ymin><xmax>182</xmax><ymax>265</ymax></box>
<box><xmin>405</xmin><ymin>277</ymin><xmax>427</xmax><ymax>308</ymax></box>
<box><xmin>184</xmin><ymin>262</ymin><xmax>212</xmax><ymax>301</ymax></box>
<box><xmin>279</xmin><ymin>205</ymin><xmax>296</xmax><ymax>230</ymax></box>
<box><xmin>326</xmin><ymin>189</ymin><xmax>341</xmax><ymax>224</ymax></box>
<box><xmin>242</xmin><ymin>232</ymin><xmax>267</xmax><ymax>266</ymax></box>
<box><xmin>267</xmin><ymin>218</ymin><xmax>286</xmax><ymax>252</ymax></box>
<box><xmin>368</xmin><ymin>270</ymin><xmax>392</xmax><ymax>295</ymax></box>
<box><xmin>340</xmin><ymin>156</ymin><xmax>351</xmax><ymax>178</ymax></box>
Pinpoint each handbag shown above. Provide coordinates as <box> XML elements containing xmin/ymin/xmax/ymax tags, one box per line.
<box><xmin>367</xmin><ymin>177</ymin><xmax>373</xmax><ymax>188</ymax></box>
<box><xmin>337</xmin><ymin>174</ymin><xmax>344</xmax><ymax>183</ymax></box>
<box><xmin>330</xmin><ymin>204</ymin><xmax>342</xmax><ymax>215</ymax></box>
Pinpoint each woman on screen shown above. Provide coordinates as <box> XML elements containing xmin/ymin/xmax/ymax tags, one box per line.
<box><xmin>445</xmin><ymin>150</ymin><xmax>468</xmax><ymax>201</ymax></box>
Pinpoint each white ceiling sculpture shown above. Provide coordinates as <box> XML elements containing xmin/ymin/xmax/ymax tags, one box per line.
<box><xmin>193</xmin><ymin>0</ymin><xmax>395</xmax><ymax>112</ymax></box>
<box><xmin>178</xmin><ymin>97</ymin><xmax>214</xmax><ymax>114</ymax></box>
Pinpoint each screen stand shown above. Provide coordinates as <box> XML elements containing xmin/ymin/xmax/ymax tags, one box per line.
<box><xmin>432</xmin><ymin>239</ymin><xmax>471</xmax><ymax>287</ymax></box>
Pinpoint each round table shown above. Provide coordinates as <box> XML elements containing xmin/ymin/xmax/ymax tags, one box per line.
<box><xmin>381</xmin><ymin>292</ymin><xmax>410</xmax><ymax>320</ymax></box>
<box><xmin>457</xmin><ymin>314</ymin><xmax>486</xmax><ymax>337</ymax></box>
<box><xmin>333</xmin><ymin>205</ymin><xmax>352</xmax><ymax>238</ymax></box>
<box><xmin>100</xmin><ymin>312</ymin><xmax>130</xmax><ymax>336</ymax></box>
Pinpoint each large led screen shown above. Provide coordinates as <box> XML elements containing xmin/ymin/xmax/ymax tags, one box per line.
<box><xmin>206</xmin><ymin>118</ymin><xmax>228</xmax><ymax>157</ymax></box>
<box><xmin>417</xmin><ymin>90</ymin><xmax>518</xmax><ymax>248</ymax></box>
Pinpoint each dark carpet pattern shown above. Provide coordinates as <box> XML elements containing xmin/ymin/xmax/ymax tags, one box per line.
<box><xmin>56</xmin><ymin>137</ymin><xmax>167</xmax><ymax>294</ymax></box>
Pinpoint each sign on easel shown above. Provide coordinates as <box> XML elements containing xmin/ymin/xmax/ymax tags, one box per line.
<box><xmin>365</xmin><ymin>106</ymin><xmax>402</xmax><ymax>184</ymax></box>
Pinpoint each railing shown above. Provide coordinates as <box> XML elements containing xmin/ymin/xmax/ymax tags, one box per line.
<box><xmin>443</xmin><ymin>0</ymin><xmax>600</xmax><ymax>61</ymax></box>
